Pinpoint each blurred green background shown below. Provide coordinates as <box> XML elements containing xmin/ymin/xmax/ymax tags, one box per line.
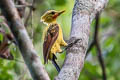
<box><xmin>0</xmin><ymin>0</ymin><xmax>120</xmax><ymax>80</ymax></box>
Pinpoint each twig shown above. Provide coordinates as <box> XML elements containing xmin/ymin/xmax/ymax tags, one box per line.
<box><xmin>24</xmin><ymin>0</ymin><xmax>35</xmax><ymax>27</ymax></box>
<box><xmin>30</xmin><ymin>10</ymin><xmax>34</xmax><ymax>39</ymax></box>
<box><xmin>86</xmin><ymin>12</ymin><xmax>100</xmax><ymax>55</ymax></box>
<box><xmin>86</xmin><ymin>13</ymin><xmax>107</xmax><ymax>80</ymax></box>
<box><xmin>96</xmin><ymin>41</ymin><xmax>106</xmax><ymax>80</ymax></box>
<box><xmin>15</xmin><ymin>4</ymin><xmax>32</xmax><ymax>8</ymax></box>
<box><xmin>95</xmin><ymin>13</ymin><xmax>107</xmax><ymax>80</ymax></box>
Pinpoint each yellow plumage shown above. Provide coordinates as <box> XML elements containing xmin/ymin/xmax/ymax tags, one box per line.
<box><xmin>44</xmin><ymin>24</ymin><xmax>67</xmax><ymax>59</ymax></box>
<box><xmin>41</xmin><ymin>10</ymin><xmax>67</xmax><ymax>62</ymax></box>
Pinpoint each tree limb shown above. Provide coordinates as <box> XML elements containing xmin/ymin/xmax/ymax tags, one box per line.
<box><xmin>55</xmin><ymin>0</ymin><xmax>108</xmax><ymax>80</ymax></box>
<box><xmin>15</xmin><ymin>4</ymin><xmax>32</xmax><ymax>8</ymax></box>
<box><xmin>96</xmin><ymin>40</ymin><xmax>106</xmax><ymax>80</ymax></box>
<box><xmin>86</xmin><ymin>13</ymin><xmax>101</xmax><ymax>55</ymax></box>
<box><xmin>86</xmin><ymin>13</ymin><xmax>107</xmax><ymax>80</ymax></box>
<box><xmin>0</xmin><ymin>0</ymin><xmax>50</xmax><ymax>80</ymax></box>
<box><xmin>24</xmin><ymin>0</ymin><xmax>35</xmax><ymax>27</ymax></box>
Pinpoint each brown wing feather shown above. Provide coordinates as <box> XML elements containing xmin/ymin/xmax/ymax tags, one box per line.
<box><xmin>43</xmin><ymin>24</ymin><xmax>59</xmax><ymax>64</ymax></box>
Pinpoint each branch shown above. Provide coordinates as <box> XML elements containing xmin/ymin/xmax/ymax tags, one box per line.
<box><xmin>86</xmin><ymin>13</ymin><xmax>100</xmax><ymax>56</ymax></box>
<box><xmin>55</xmin><ymin>0</ymin><xmax>108</xmax><ymax>80</ymax></box>
<box><xmin>24</xmin><ymin>0</ymin><xmax>35</xmax><ymax>27</ymax></box>
<box><xmin>86</xmin><ymin>13</ymin><xmax>107</xmax><ymax>80</ymax></box>
<box><xmin>95</xmin><ymin>13</ymin><xmax>107</xmax><ymax>80</ymax></box>
<box><xmin>15</xmin><ymin>4</ymin><xmax>32</xmax><ymax>8</ymax></box>
<box><xmin>0</xmin><ymin>0</ymin><xmax>50</xmax><ymax>80</ymax></box>
<box><xmin>96</xmin><ymin>41</ymin><xmax>106</xmax><ymax>80</ymax></box>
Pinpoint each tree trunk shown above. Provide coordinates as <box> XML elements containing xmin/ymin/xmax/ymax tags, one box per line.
<box><xmin>55</xmin><ymin>0</ymin><xmax>108</xmax><ymax>80</ymax></box>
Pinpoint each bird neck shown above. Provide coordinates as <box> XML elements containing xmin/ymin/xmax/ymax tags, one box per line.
<box><xmin>48</xmin><ymin>20</ymin><xmax>57</xmax><ymax>25</ymax></box>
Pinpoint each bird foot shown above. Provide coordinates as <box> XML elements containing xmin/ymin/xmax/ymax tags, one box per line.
<box><xmin>59</xmin><ymin>39</ymin><xmax>82</xmax><ymax>53</ymax></box>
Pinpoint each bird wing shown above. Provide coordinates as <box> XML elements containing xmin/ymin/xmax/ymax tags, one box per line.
<box><xmin>43</xmin><ymin>24</ymin><xmax>59</xmax><ymax>64</ymax></box>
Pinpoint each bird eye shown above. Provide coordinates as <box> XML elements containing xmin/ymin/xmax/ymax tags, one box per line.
<box><xmin>51</xmin><ymin>12</ymin><xmax>55</xmax><ymax>14</ymax></box>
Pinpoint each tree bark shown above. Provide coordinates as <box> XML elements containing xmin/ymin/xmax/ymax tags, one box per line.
<box><xmin>55</xmin><ymin>0</ymin><xmax>108</xmax><ymax>80</ymax></box>
<box><xmin>0</xmin><ymin>0</ymin><xmax>50</xmax><ymax>80</ymax></box>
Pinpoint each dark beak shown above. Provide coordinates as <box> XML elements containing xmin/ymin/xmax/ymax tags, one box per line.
<box><xmin>58</xmin><ymin>10</ymin><xmax>65</xmax><ymax>16</ymax></box>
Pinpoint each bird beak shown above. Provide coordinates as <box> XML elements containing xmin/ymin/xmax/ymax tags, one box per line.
<box><xmin>58</xmin><ymin>10</ymin><xmax>65</xmax><ymax>16</ymax></box>
<box><xmin>53</xmin><ymin>10</ymin><xmax>65</xmax><ymax>19</ymax></box>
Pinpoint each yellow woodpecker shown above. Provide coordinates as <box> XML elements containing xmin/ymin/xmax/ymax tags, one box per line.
<box><xmin>41</xmin><ymin>10</ymin><xmax>67</xmax><ymax>72</ymax></box>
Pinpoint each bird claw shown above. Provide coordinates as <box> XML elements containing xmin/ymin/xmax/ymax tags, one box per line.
<box><xmin>58</xmin><ymin>39</ymin><xmax>82</xmax><ymax>54</ymax></box>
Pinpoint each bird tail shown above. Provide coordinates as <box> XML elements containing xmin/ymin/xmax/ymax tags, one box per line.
<box><xmin>52</xmin><ymin>54</ymin><xmax>60</xmax><ymax>72</ymax></box>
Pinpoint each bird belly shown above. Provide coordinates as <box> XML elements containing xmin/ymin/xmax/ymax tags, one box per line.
<box><xmin>49</xmin><ymin>40</ymin><xmax>61</xmax><ymax>60</ymax></box>
<box><xmin>50</xmin><ymin>39</ymin><xmax>62</xmax><ymax>54</ymax></box>
<box><xmin>50</xmin><ymin>29</ymin><xmax>67</xmax><ymax>54</ymax></box>
<box><xmin>49</xmin><ymin>25</ymin><xmax>67</xmax><ymax>60</ymax></box>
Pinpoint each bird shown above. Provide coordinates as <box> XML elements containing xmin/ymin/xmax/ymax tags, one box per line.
<box><xmin>41</xmin><ymin>10</ymin><xmax>67</xmax><ymax>72</ymax></box>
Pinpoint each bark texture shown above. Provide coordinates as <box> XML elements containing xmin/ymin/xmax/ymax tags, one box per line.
<box><xmin>0</xmin><ymin>0</ymin><xmax>50</xmax><ymax>80</ymax></box>
<box><xmin>55</xmin><ymin>0</ymin><xmax>108</xmax><ymax>80</ymax></box>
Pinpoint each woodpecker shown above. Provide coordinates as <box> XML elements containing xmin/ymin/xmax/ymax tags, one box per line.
<box><xmin>41</xmin><ymin>10</ymin><xmax>67</xmax><ymax>72</ymax></box>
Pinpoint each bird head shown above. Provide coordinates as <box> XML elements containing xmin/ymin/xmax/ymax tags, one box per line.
<box><xmin>41</xmin><ymin>10</ymin><xmax>65</xmax><ymax>24</ymax></box>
